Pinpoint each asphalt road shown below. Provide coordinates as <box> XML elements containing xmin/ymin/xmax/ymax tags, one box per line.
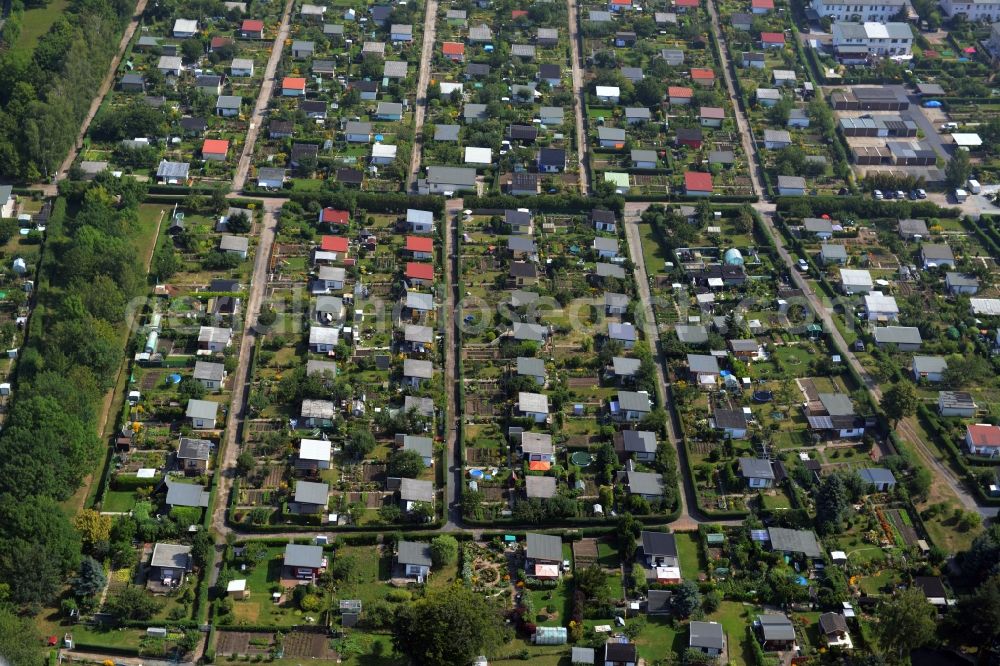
<box><xmin>232</xmin><ymin>0</ymin><xmax>295</xmax><ymax>191</ymax></box>
<box><xmin>406</xmin><ymin>0</ymin><xmax>440</xmax><ymax>191</ymax></box>
<box><xmin>566</xmin><ymin>0</ymin><xmax>591</xmax><ymax>194</ymax></box>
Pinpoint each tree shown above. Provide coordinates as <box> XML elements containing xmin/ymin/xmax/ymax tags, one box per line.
<box><xmin>815</xmin><ymin>473</ymin><xmax>849</xmax><ymax>534</ymax></box>
<box><xmin>881</xmin><ymin>381</ymin><xmax>917</xmax><ymax>427</ymax></box>
<box><xmin>0</xmin><ymin>494</ymin><xmax>81</xmax><ymax>604</ymax></box>
<box><xmin>616</xmin><ymin>514</ymin><xmax>642</xmax><ymax>562</ymax></box>
<box><xmin>430</xmin><ymin>535</ymin><xmax>458</xmax><ymax>568</ymax></box>
<box><xmin>392</xmin><ymin>585</ymin><xmax>507</xmax><ymax>666</ymax></box>
<box><xmin>226</xmin><ymin>210</ymin><xmax>251</xmax><ymax>233</ymax></box>
<box><xmin>955</xmin><ymin>574</ymin><xmax>1000</xmax><ymax>651</ymax></box>
<box><xmin>180</xmin><ymin>37</ymin><xmax>204</xmax><ymax>63</ymax></box>
<box><xmin>72</xmin><ymin>556</ymin><xmax>107</xmax><ymax>599</ymax></box>
<box><xmin>874</xmin><ymin>588</ymin><xmax>936</xmax><ymax>664</ymax></box>
<box><xmin>672</xmin><ymin>580</ymin><xmax>702</xmax><ymax>618</ymax></box>
<box><xmin>74</xmin><ymin>509</ymin><xmax>112</xmax><ymax>551</ymax></box>
<box><xmin>236</xmin><ymin>449</ymin><xmax>256</xmax><ymax>477</ymax></box>
<box><xmin>575</xmin><ymin>565</ymin><xmax>609</xmax><ymax>605</ymax></box>
<box><xmin>345</xmin><ymin>428</ymin><xmax>376</xmax><ymax>459</ymax></box>
<box><xmin>0</xmin><ymin>608</ymin><xmax>43</xmax><ymax>666</ymax></box>
<box><xmin>387</xmin><ymin>449</ymin><xmax>424</xmax><ymax>478</ymax></box>
<box><xmin>945</xmin><ymin>148</ymin><xmax>971</xmax><ymax>188</ymax></box>
<box><xmin>107</xmin><ymin>585</ymin><xmax>161</xmax><ymax>620</ymax></box>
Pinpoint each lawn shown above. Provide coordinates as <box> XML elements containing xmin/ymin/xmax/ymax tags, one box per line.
<box><xmin>596</xmin><ymin>540</ymin><xmax>620</xmax><ymax>568</ymax></box>
<box><xmin>858</xmin><ymin>569</ymin><xmax>898</xmax><ymax>595</ymax></box>
<box><xmin>675</xmin><ymin>532</ymin><xmax>704</xmax><ymax>580</ymax></box>
<box><xmin>634</xmin><ymin>615</ymin><xmax>684</xmax><ymax>662</ymax></box>
<box><xmin>11</xmin><ymin>0</ymin><xmax>69</xmax><ymax>55</ymax></box>
<box><xmin>68</xmin><ymin>624</ymin><xmax>143</xmax><ymax>649</ymax></box>
<box><xmin>102</xmin><ymin>489</ymin><xmax>137</xmax><ymax>512</ymax></box>
<box><xmin>528</xmin><ymin>579</ymin><xmax>572</xmax><ymax>627</ymax></box>
<box><xmin>703</xmin><ymin>601</ymin><xmax>756</xmax><ymax>666</ymax></box>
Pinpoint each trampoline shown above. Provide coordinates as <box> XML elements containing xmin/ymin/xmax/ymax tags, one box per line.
<box><xmin>570</xmin><ymin>451</ymin><xmax>593</xmax><ymax>466</ymax></box>
<box><xmin>752</xmin><ymin>390</ymin><xmax>773</xmax><ymax>403</ymax></box>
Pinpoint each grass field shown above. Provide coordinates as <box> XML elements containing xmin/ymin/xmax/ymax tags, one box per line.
<box><xmin>11</xmin><ymin>0</ymin><xmax>70</xmax><ymax>55</ymax></box>
<box><xmin>675</xmin><ymin>532</ymin><xmax>704</xmax><ymax>580</ymax></box>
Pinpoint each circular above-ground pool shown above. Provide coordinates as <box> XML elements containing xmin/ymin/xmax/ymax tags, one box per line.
<box><xmin>752</xmin><ymin>390</ymin><xmax>773</xmax><ymax>403</ymax></box>
<box><xmin>469</xmin><ymin>469</ymin><xmax>484</xmax><ymax>479</ymax></box>
<box><xmin>570</xmin><ymin>451</ymin><xmax>593</xmax><ymax>466</ymax></box>
<box><xmin>167</xmin><ymin>373</ymin><xmax>182</xmax><ymax>384</ymax></box>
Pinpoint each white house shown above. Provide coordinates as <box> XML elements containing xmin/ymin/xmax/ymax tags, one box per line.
<box><xmin>297</xmin><ymin>439</ymin><xmax>333</xmax><ymax>471</ymax></box>
<box><xmin>940</xmin><ymin>0</ymin><xmax>1000</xmax><ymax>20</ymax></box>
<box><xmin>186</xmin><ymin>399</ymin><xmax>219</xmax><ymax>429</ymax></box>
<box><xmin>518</xmin><ymin>392</ymin><xmax>550</xmax><ymax>423</ymax></box>
<box><xmin>595</xmin><ymin>85</ymin><xmax>620</xmax><ymax>103</ymax></box>
<box><xmin>832</xmin><ymin>21</ymin><xmax>914</xmax><ymax>58</ymax></box>
<box><xmin>864</xmin><ymin>291</ymin><xmax>899</xmax><ymax>321</ymax></box>
<box><xmin>840</xmin><ymin>268</ymin><xmax>873</xmax><ymax>294</ymax></box>
<box><xmin>739</xmin><ymin>457</ymin><xmax>775</xmax><ymax>488</ymax></box>
<box><xmin>811</xmin><ymin>0</ymin><xmax>908</xmax><ymax>21</ymax></box>
<box><xmin>231</xmin><ymin>58</ymin><xmax>255</xmax><ymax>76</ymax></box>
<box><xmin>396</xmin><ymin>540</ymin><xmax>432</xmax><ymax>579</ymax></box>
<box><xmin>912</xmin><ymin>356</ymin><xmax>947</xmax><ymax>383</ymax></box>
<box><xmin>173</xmin><ymin>18</ymin><xmax>198</xmax><ymax>37</ymax></box>
<box><xmin>966</xmin><ymin>424</ymin><xmax>1000</xmax><ymax>457</ymax></box>
<box><xmin>407</xmin><ymin>209</ymin><xmax>434</xmax><ymax>233</ymax></box>
<box><xmin>309</xmin><ymin>326</ymin><xmax>340</xmax><ymax>353</ymax></box>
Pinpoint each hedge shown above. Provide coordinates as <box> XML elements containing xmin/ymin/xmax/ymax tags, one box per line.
<box><xmin>110</xmin><ymin>473</ymin><xmax>161</xmax><ymax>491</ymax></box>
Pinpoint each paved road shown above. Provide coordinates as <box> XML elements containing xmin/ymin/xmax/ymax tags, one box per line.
<box><xmin>406</xmin><ymin>0</ymin><xmax>440</xmax><ymax>192</ymax></box>
<box><xmin>621</xmin><ymin>207</ymin><xmax>691</xmax><ymax>525</ymax></box>
<box><xmin>233</xmin><ymin>0</ymin><xmax>295</xmax><ymax>191</ymax></box>
<box><xmin>442</xmin><ymin>198</ymin><xmax>462</xmax><ymax>530</ymax></box>
<box><xmin>566</xmin><ymin>0</ymin><xmax>591</xmax><ymax>195</ymax></box>
<box><xmin>705</xmin><ymin>0</ymin><xmax>765</xmax><ymax>198</ymax></box>
<box><xmin>39</xmin><ymin>0</ymin><xmax>150</xmax><ymax>195</ymax></box>
<box><xmin>209</xmin><ymin>198</ymin><xmax>283</xmax><ymax>556</ymax></box>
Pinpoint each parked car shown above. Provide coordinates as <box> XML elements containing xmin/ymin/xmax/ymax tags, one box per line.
<box><xmin>873</xmin><ymin>189</ymin><xmax>884</xmax><ymax>200</ymax></box>
<box><xmin>916</xmin><ymin>189</ymin><xmax>926</xmax><ymax>199</ymax></box>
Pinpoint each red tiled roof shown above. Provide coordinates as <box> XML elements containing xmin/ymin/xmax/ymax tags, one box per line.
<box><xmin>676</xmin><ymin>0</ymin><xmax>699</xmax><ymax>6</ymax></box>
<box><xmin>668</xmin><ymin>86</ymin><xmax>693</xmax><ymax>97</ymax></box>
<box><xmin>406</xmin><ymin>262</ymin><xmax>435</xmax><ymax>280</ymax></box>
<box><xmin>700</xmin><ymin>106</ymin><xmax>725</xmax><ymax>119</ymax></box>
<box><xmin>210</xmin><ymin>36</ymin><xmax>232</xmax><ymax>48</ymax></box>
<box><xmin>442</xmin><ymin>41</ymin><xmax>465</xmax><ymax>55</ymax></box>
<box><xmin>512</xmin><ymin>9</ymin><xmax>528</xmax><ymax>18</ymax></box>
<box><xmin>202</xmin><ymin>139</ymin><xmax>229</xmax><ymax>154</ymax></box>
<box><xmin>684</xmin><ymin>171</ymin><xmax>713</xmax><ymax>192</ymax></box>
<box><xmin>406</xmin><ymin>236</ymin><xmax>434</xmax><ymax>253</ymax></box>
<box><xmin>752</xmin><ymin>0</ymin><xmax>775</xmax><ymax>8</ymax></box>
<box><xmin>968</xmin><ymin>424</ymin><xmax>1000</xmax><ymax>447</ymax></box>
<box><xmin>691</xmin><ymin>68</ymin><xmax>715</xmax><ymax>80</ymax></box>
<box><xmin>283</xmin><ymin>77</ymin><xmax>306</xmax><ymax>90</ymax></box>
<box><xmin>611</xmin><ymin>0</ymin><xmax>632</xmax><ymax>5</ymax></box>
<box><xmin>321</xmin><ymin>208</ymin><xmax>349</xmax><ymax>225</ymax></box>
<box><xmin>242</xmin><ymin>19</ymin><xmax>264</xmax><ymax>31</ymax></box>
<box><xmin>761</xmin><ymin>31</ymin><xmax>785</xmax><ymax>43</ymax></box>
<box><xmin>321</xmin><ymin>236</ymin><xmax>348</xmax><ymax>252</ymax></box>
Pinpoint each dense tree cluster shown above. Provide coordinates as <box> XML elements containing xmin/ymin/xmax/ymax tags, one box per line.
<box><xmin>0</xmin><ymin>0</ymin><xmax>133</xmax><ymax>180</ymax></box>
<box><xmin>0</xmin><ymin>177</ymin><xmax>146</xmax><ymax>613</ymax></box>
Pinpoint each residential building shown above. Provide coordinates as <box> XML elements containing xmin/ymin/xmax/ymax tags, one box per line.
<box><xmin>739</xmin><ymin>457</ymin><xmax>776</xmax><ymax>487</ymax></box>
<box><xmin>873</xmin><ymin>326</ymin><xmax>922</xmax><ymax>351</ymax></box>
<box><xmin>397</xmin><ymin>540</ymin><xmax>432</xmax><ymax>578</ymax></box>
<box><xmin>831</xmin><ymin>21</ymin><xmax>914</xmax><ymax>58</ymax></box>
<box><xmin>938</xmin><ymin>391</ymin><xmax>977</xmax><ymax>417</ymax></box>
<box><xmin>689</xmin><ymin>622</ymin><xmax>725</xmax><ymax>658</ymax></box>
<box><xmin>186</xmin><ymin>399</ymin><xmax>219</xmax><ymax>429</ymax></box>
<box><xmin>966</xmin><ymin>423</ymin><xmax>1000</xmax><ymax>457</ymax></box>
<box><xmin>859</xmin><ymin>467</ymin><xmax>896</xmax><ymax>491</ymax></box>
<box><xmin>912</xmin><ymin>356</ymin><xmax>947</xmax><ymax>382</ymax></box>
<box><xmin>811</xmin><ymin>0</ymin><xmax>908</xmax><ymax>22</ymax></box>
